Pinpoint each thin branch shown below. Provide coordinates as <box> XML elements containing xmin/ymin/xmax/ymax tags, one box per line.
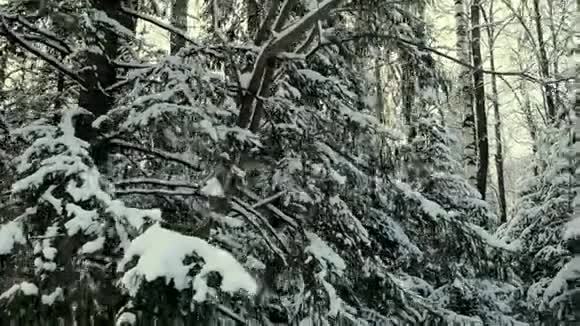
<box><xmin>230</xmin><ymin>199</ymin><xmax>288</xmax><ymax>264</ymax></box>
<box><xmin>115</xmin><ymin>178</ymin><xmax>199</xmax><ymax>189</ymax></box>
<box><xmin>119</xmin><ymin>6</ymin><xmax>197</xmax><ymax>45</ymax></box>
<box><xmin>15</xmin><ymin>15</ymin><xmax>72</xmax><ymax>53</ymax></box>
<box><xmin>115</xmin><ymin>188</ymin><xmax>201</xmax><ymax>197</ymax></box>
<box><xmin>239</xmin><ymin>187</ymin><xmax>299</xmax><ymax>229</ymax></box>
<box><xmin>110</xmin><ymin>139</ymin><xmax>202</xmax><ymax>171</ymax></box>
<box><xmin>113</xmin><ymin>61</ymin><xmax>153</xmax><ymax>69</ymax></box>
<box><xmin>311</xmin><ymin>33</ymin><xmax>555</xmax><ymax>85</ymax></box>
<box><xmin>251</xmin><ymin>190</ymin><xmax>286</xmax><ymax>209</ymax></box>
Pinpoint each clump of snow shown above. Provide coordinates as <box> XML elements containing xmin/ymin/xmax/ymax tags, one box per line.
<box><xmin>79</xmin><ymin>236</ymin><xmax>105</xmax><ymax>254</ymax></box>
<box><xmin>305</xmin><ymin>231</ymin><xmax>346</xmax><ymax>274</ymax></box>
<box><xmin>246</xmin><ymin>255</ymin><xmax>266</xmax><ymax>270</ymax></box>
<box><xmin>201</xmin><ymin>177</ymin><xmax>225</xmax><ymax>198</ymax></box>
<box><xmin>118</xmin><ymin>224</ymin><xmax>257</xmax><ymax>300</ymax></box>
<box><xmin>468</xmin><ymin>224</ymin><xmax>522</xmax><ymax>252</ymax></box>
<box><xmin>0</xmin><ymin>281</ymin><xmax>39</xmax><ymax>300</ymax></box>
<box><xmin>116</xmin><ymin>312</ymin><xmax>137</xmax><ymax>326</ymax></box>
<box><xmin>544</xmin><ymin>256</ymin><xmax>580</xmax><ymax>303</ymax></box>
<box><xmin>64</xmin><ymin>203</ymin><xmax>99</xmax><ymax>236</ymax></box>
<box><xmin>0</xmin><ymin>221</ymin><xmax>26</xmax><ymax>255</ymax></box>
<box><xmin>41</xmin><ymin>287</ymin><xmax>64</xmax><ymax>306</ymax></box>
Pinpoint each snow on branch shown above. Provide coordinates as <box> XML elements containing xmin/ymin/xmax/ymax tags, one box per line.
<box><xmin>118</xmin><ymin>223</ymin><xmax>258</xmax><ymax>300</ymax></box>
<box><xmin>0</xmin><ymin>220</ymin><xmax>26</xmax><ymax>255</ymax></box>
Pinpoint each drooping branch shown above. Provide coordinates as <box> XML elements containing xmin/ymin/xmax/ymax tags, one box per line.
<box><xmin>14</xmin><ymin>15</ymin><xmax>73</xmax><ymax>53</ymax></box>
<box><xmin>0</xmin><ymin>16</ymin><xmax>86</xmax><ymax>89</ymax></box>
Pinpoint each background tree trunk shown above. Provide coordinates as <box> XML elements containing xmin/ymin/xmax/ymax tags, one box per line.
<box><xmin>485</xmin><ymin>0</ymin><xmax>507</xmax><ymax>223</ymax></box>
<box><xmin>532</xmin><ymin>0</ymin><xmax>556</xmax><ymax>122</ymax></box>
<box><xmin>470</xmin><ymin>0</ymin><xmax>489</xmax><ymax>199</ymax></box>
<box><xmin>170</xmin><ymin>0</ymin><xmax>189</xmax><ymax>55</ymax></box>
<box><xmin>454</xmin><ymin>0</ymin><xmax>477</xmax><ymax>186</ymax></box>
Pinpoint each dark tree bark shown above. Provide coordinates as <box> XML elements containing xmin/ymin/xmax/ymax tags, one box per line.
<box><xmin>78</xmin><ymin>0</ymin><xmax>133</xmax><ymax>118</ymax></box>
<box><xmin>470</xmin><ymin>0</ymin><xmax>489</xmax><ymax>199</ymax></box>
<box><xmin>246</xmin><ymin>0</ymin><xmax>260</xmax><ymax>37</ymax></box>
<box><xmin>532</xmin><ymin>0</ymin><xmax>556</xmax><ymax>122</ymax></box>
<box><xmin>170</xmin><ymin>0</ymin><xmax>189</xmax><ymax>54</ymax></box>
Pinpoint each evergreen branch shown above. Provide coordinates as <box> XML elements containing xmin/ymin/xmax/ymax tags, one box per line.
<box><xmin>109</xmin><ymin>139</ymin><xmax>202</xmax><ymax>171</ymax></box>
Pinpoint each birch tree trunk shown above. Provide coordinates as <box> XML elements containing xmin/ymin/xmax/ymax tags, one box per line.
<box><xmin>454</xmin><ymin>0</ymin><xmax>477</xmax><ymax>186</ymax></box>
<box><xmin>171</xmin><ymin>0</ymin><xmax>189</xmax><ymax>55</ymax></box>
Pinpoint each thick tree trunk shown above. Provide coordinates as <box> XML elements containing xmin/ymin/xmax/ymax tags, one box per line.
<box><xmin>470</xmin><ymin>0</ymin><xmax>489</xmax><ymax>199</ymax></box>
<box><xmin>78</xmin><ymin>0</ymin><xmax>134</xmax><ymax>118</ymax></box>
<box><xmin>532</xmin><ymin>0</ymin><xmax>557</xmax><ymax>122</ymax></box>
<box><xmin>170</xmin><ymin>0</ymin><xmax>189</xmax><ymax>55</ymax></box>
<box><xmin>454</xmin><ymin>0</ymin><xmax>477</xmax><ymax>186</ymax></box>
<box><xmin>486</xmin><ymin>0</ymin><xmax>507</xmax><ymax>223</ymax></box>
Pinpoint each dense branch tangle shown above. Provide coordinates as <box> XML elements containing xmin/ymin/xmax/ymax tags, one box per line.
<box><xmin>236</xmin><ymin>0</ymin><xmax>342</xmax><ymax>132</ymax></box>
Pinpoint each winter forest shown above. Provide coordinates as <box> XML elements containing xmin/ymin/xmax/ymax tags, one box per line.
<box><xmin>0</xmin><ymin>0</ymin><xmax>578</xmax><ymax>325</ymax></box>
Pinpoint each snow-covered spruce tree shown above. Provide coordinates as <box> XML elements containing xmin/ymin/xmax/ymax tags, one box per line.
<box><xmin>496</xmin><ymin>113</ymin><xmax>575</xmax><ymax>323</ymax></box>
<box><xmin>0</xmin><ymin>108</ymin><xmax>257</xmax><ymax>323</ymax></box>
<box><xmin>0</xmin><ymin>0</ymin><xmax>535</xmax><ymax>325</ymax></box>
<box><xmin>389</xmin><ymin>112</ymin><xmax>524</xmax><ymax>325</ymax></box>
<box><xmin>540</xmin><ymin>20</ymin><xmax>580</xmax><ymax>324</ymax></box>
